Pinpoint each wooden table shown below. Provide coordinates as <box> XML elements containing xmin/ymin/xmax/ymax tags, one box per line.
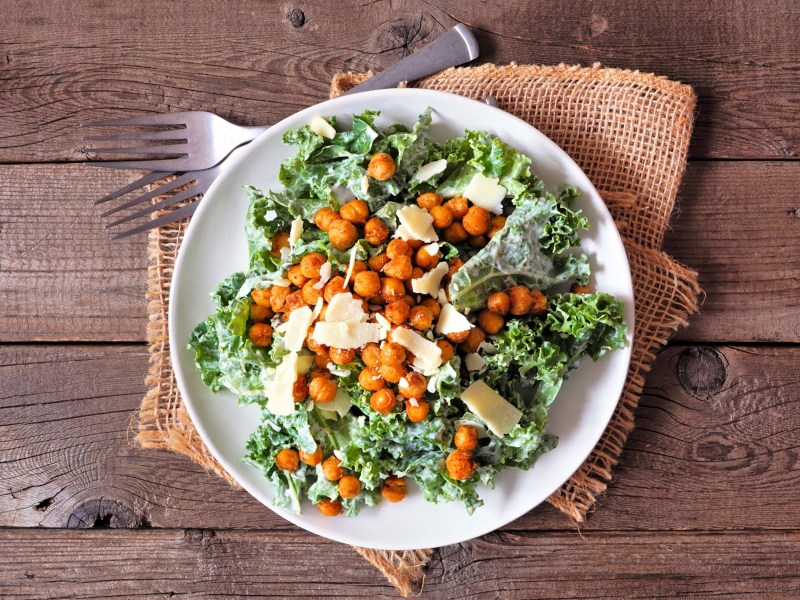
<box><xmin>2</xmin><ymin>1</ymin><xmax>799</xmax><ymax>597</ymax></box>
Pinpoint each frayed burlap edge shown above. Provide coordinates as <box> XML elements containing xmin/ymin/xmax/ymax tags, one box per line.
<box><xmin>134</xmin><ymin>63</ymin><xmax>700</xmax><ymax>596</ymax></box>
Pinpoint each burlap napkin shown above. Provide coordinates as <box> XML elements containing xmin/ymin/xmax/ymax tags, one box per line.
<box><xmin>136</xmin><ymin>63</ymin><xmax>700</xmax><ymax>596</ymax></box>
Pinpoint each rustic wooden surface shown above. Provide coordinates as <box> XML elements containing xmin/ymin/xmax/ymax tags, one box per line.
<box><xmin>1</xmin><ymin>0</ymin><xmax>798</xmax><ymax>598</ymax></box>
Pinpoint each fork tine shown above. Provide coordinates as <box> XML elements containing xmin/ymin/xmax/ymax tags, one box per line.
<box><xmin>85</xmin><ymin>157</ymin><xmax>196</xmax><ymax>171</ymax></box>
<box><xmin>112</xmin><ymin>201</ymin><xmax>200</xmax><ymax>239</ymax></box>
<box><xmin>83</xmin><ymin>130</ymin><xmax>187</xmax><ymax>142</ymax></box>
<box><xmin>94</xmin><ymin>171</ymin><xmax>171</xmax><ymax>205</ymax></box>
<box><xmin>84</xmin><ymin>143</ymin><xmax>189</xmax><ymax>156</ymax></box>
<box><xmin>81</xmin><ymin>112</ymin><xmax>189</xmax><ymax>127</ymax></box>
<box><xmin>100</xmin><ymin>172</ymin><xmax>197</xmax><ymax>217</ymax></box>
<box><xmin>106</xmin><ymin>181</ymin><xmax>205</xmax><ymax>227</ymax></box>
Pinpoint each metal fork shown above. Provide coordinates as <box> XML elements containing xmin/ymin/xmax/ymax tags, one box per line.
<box><xmin>103</xmin><ymin>96</ymin><xmax>500</xmax><ymax>239</ymax></box>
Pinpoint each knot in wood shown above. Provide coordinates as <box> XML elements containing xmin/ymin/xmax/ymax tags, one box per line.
<box><xmin>66</xmin><ymin>498</ymin><xmax>147</xmax><ymax>529</ymax></box>
<box><xmin>677</xmin><ymin>347</ymin><xmax>727</xmax><ymax>398</ymax></box>
<box><xmin>288</xmin><ymin>8</ymin><xmax>306</xmax><ymax>28</ymax></box>
<box><xmin>377</xmin><ymin>16</ymin><xmax>435</xmax><ymax>60</ymax></box>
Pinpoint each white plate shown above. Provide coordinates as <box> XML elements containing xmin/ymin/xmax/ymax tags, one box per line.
<box><xmin>170</xmin><ymin>89</ymin><xmax>634</xmax><ymax>550</ymax></box>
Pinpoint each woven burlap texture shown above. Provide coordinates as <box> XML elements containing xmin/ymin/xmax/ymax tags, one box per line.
<box><xmin>136</xmin><ymin>63</ymin><xmax>700</xmax><ymax>597</ymax></box>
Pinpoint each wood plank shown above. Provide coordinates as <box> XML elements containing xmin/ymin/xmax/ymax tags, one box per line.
<box><xmin>1</xmin><ymin>0</ymin><xmax>798</xmax><ymax>161</ymax></box>
<box><xmin>2</xmin><ymin>344</ymin><xmax>800</xmax><ymax>533</ymax></box>
<box><xmin>1</xmin><ymin>528</ymin><xmax>798</xmax><ymax>599</ymax></box>
<box><xmin>2</xmin><ymin>161</ymin><xmax>798</xmax><ymax>342</ymax></box>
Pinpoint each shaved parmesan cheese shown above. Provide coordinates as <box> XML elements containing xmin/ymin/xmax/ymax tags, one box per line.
<box><xmin>312</xmin><ymin>321</ymin><xmax>382</xmax><ymax>349</ymax></box>
<box><xmin>437</xmin><ymin>289</ymin><xmax>449</xmax><ymax>305</ymax></box>
<box><xmin>325</xmin><ymin>293</ymin><xmax>367</xmax><ymax>323</ymax></box>
<box><xmin>361</xmin><ymin>175</ymin><xmax>370</xmax><ymax>196</ymax></box>
<box><xmin>276</xmin><ymin>305</ymin><xmax>314</xmax><ymax>352</ymax></box>
<box><xmin>310</xmin><ymin>116</ymin><xmax>336</xmax><ymax>139</ymax></box>
<box><xmin>311</xmin><ymin>297</ymin><xmax>324</xmax><ymax>319</ymax></box>
<box><xmin>413</xmin><ymin>159</ymin><xmax>447</xmax><ymax>182</ymax></box>
<box><xmin>460</xmin><ymin>380</ymin><xmax>522</xmax><ymax>436</ymax></box>
<box><xmin>313</xmin><ymin>261</ymin><xmax>332</xmax><ymax>289</ymax></box>
<box><xmin>267</xmin><ymin>352</ymin><xmax>300</xmax><ymax>416</ymax></box>
<box><xmin>325</xmin><ymin>388</ymin><xmax>352</xmax><ymax>417</ymax></box>
<box><xmin>399</xmin><ymin>377</ymin><xmax>409</xmax><ymax>389</ymax></box>
<box><xmin>436</xmin><ymin>303</ymin><xmax>474</xmax><ymax>335</ymax></box>
<box><xmin>289</xmin><ymin>217</ymin><xmax>303</xmax><ymax>248</ymax></box>
<box><xmin>272</xmin><ymin>278</ymin><xmax>291</xmax><ymax>287</ymax></box>
<box><xmin>264</xmin><ymin>209</ymin><xmax>277</xmax><ymax>221</ymax></box>
<box><xmin>463</xmin><ymin>173</ymin><xmax>506</xmax><ymax>214</ymax></box>
<box><xmin>411</xmin><ymin>262</ymin><xmax>449</xmax><ymax>296</ymax></box>
<box><xmin>422</xmin><ymin>242</ymin><xmax>440</xmax><ymax>256</ymax></box>
<box><xmin>391</xmin><ymin>327</ymin><xmax>442</xmax><ymax>370</ymax></box>
<box><xmin>408</xmin><ymin>397</ymin><xmax>420</xmax><ymax>407</ymax></box>
<box><xmin>464</xmin><ymin>352</ymin><xmax>486</xmax><ymax>372</ymax></box>
<box><xmin>395</xmin><ymin>205</ymin><xmax>438</xmax><ymax>243</ymax></box>
<box><xmin>342</xmin><ymin>245</ymin><xmax>358</xmax><ymax>287</ymax></box>
<box><xmin>296</xmin><ymin>354</ymin><xmax>314</xmax><ymax>374</ymax></box>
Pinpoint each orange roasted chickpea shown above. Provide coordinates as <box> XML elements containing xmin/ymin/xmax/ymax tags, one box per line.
<box><xmin>571</xmin><ymin>283</ymin><xmax>591</xmax><ymax>294</ymax></box>
<box><xmin>309</xmin><ymin>376</ymin><xmax>338</xmax><ymax>403</ymax></box>
<box><xmin>314</xmin><ymin>207</ymin><xmax>340</xmax><ymax>232</ymax></box>
<box><xmin>329</xmin><ymin>347</ymin><xmax>356</xmax><ymax>365</ymax></box>
<box><xmin>248</xmin><ymin>323</ymin><xmax>273</xmax><ymax>347</ymax></box>
<box><xmin>468</xmin><ymin>234</ymin><xmax>488</xmax><ymax>249</ymax></box>
<box><xmin>454</xmin><ymin>425</ymin><xmax>479</xmax><ymax>451</ymax></box>
<box><xmin>317</xmin><ymin>498</ymin><xmax>342</xmax><ymax>516</ymax></box>
<box><xmin>429</xmin><ymin>205</ymin><xmax>454</xmax><ymax>229</ymax></box>
<box><xmin>364</xmin><ymin>217</ymin><xmax>389</xmax><ymax>246</ymax></box>
<box><xmin>383</xmin><ymin>255</ymin><xmax>413</xmax><ymax>280</ymax></box>
<box><xmin>370</xmin><ymin>388</ymin><xmax>397</xmax><ymax>414</ymax></box>
<box><xmin>446</xmin><ymin>449</ymin><xmax>477</xmax><ymax>480</ymax></box>
<box><xmin>381</xmin><ymin>476</ymin><xmax>407</xmax><ymax>503</ymax></box>
<box><xmin>477</xmin><ymin>309</ymin><xmax>505</xmax><ymax>335</ymax></box>
<box><xmin>399</xmin><ymin>371</ymin><xmax>427</xmax><ymax>399</ymax></box>
<box><xmin>416</xmin><ymin>192</ymin><xmax>443</xmax><ymax>210</ymax></box>
<box><xmin>359</xmin><ymin>367</ymin><xmax>386</xmax><ymax>391</ymax></box>
<box><xmin>488</xmin><ymin>215</ymin><xmax>506</xmax><ymax>238</ymax></box>
<box><xmin>406</xmin><ymin>267</ymin><xmax>424</xmax><ymax>292</ymax></box>
<box><xmin>287</xmin><ymin>264</ymin><xmax>308</xmax><ymax>287</ymax></box>
<box><xmin>402</xmin><ymin>294</ymin><xmax>416</xmax><ymax>309</ymax></box>
<box><xmin>420</xmin><ymin>298</ymin><xmax>442</xmax><ymax>319</ymax></box>
<box><xmin>270</xmin><ymin>231</ymin><xmax>290</xmax><ymax>258</ymax></box>
<box><xmin>302</xmin><ymin>279</ymin><xmax>322</xmax><ymax>305</ymax></box>
<box><xmin>386</xmin><ymin>238</ymin><xmax>412</xmax><ymax>259</ymax></box>
<box><xmin>444</xmin><ymin>196</ymin><xmax>469</xmax><ymax>219</ymax></box>
<box><xmin>283</xmin><ymin>290</ymin><xmax>306</xmax><ymax>313</ymax></box>
<box><xmin>462</xmin><ymin>205</ymin><xmax>491</xmax><ymax>236</ymax></box>
<box><xmin>300</xmin><ymin>252</ymin><xmax>327</xmax><ymax>279</ymax></box>
<box><xmin>447</xmin><ymin>257</ymin><xmax>464</xmax><ymax>278</ymax></box>
<box><xmin>445</xmin><ymin>328</ymin><xmax>471</xmax><ymax>344</ymax></box>
<box><xmin>379</xmin><ymin>362</ymin><xmax>406</xmax><ymax>384</ymax></box>
<box><xmin>250</xmin><ymin>303</ymin><xmax>273</xmax><ymax>323</ymax></box>
<box><xmin>381</xmin><ymin>277</ymin><xmax>406</xmax><ymax>302</ymax></box>
<box><xmin>459</xmin><ymin>327</ymin><xmax>485</xmax><ymax>354</ymax></box>
<box><xmin>380</xmin><ymin>342</ymin><xmax>407</xmax><ymax>365</ymax></box>
<box><xmin>339</xmin><ymin>199</ymin><xmax>369</xmax><ymax>224</ymax></box>
<box><xmin>292</xmin><ymin>374</ymin><xmax>309</xmax><ymax>402</ymax></box>
<box><xmin>323</xmin><ymin>276</ymin><xmax>348</xmax><ymax>302</ymax></box>
<box><xmin>409</xmin><ymin>305</ymin><xmax>434</xmax><ymax>331</ymax></box>
<box><xmin>306</xmin><ymin>330</ymin><xmax>325</xmax><ymax>353</ymax></box>
<box><xmin>360</xmin><ymin>343</ymin><xmax>382</xmax><ymax>368</ymax></box>
<box><xmin>299</xmin><ymin>444</ymin><xmax>323</xmax><ymax>466</ymax></box>
<box><xmin>251</xmin><ymin>287</ymin><xmax>272</xmax><ymax>308</ymax></box>
<box><xmin>385</xmin><ymin>300</ymin><xmax>410</xmax><ymax>324</ymax></box>
<box><xmin>367</xmin><ymin>152</ymin><xmax>396</xmax><ymax>180</ymax></box>
<box><xmin>327</xmin><ymin>218</ymin><xmax>359</xmax><ymax>251</ymax></box>
<box><xmin>275</xmin><ymin>448</ymin><xmax>299</xmax><ymax>471</ymax></box>
<box><xmin>353</xmin><ymin>270</ymin><xmax>380</xmax><ymax>298</ymax></box>
<box><xmin>313</xmin><ymin>348</ymin><xmax>330</xmax><ymax>369</ymax></box>
<box><xmin>436</xmin><ymin>339</ymin><xmax>455</xmax><ymax>362</ymax></box>
<box><xmin>405</xmin><ymin>399</ymin><xmax>430</xmax><ymax>423</ymax></box>
<box><xmin>368</xmin><ymin>252</ymin><xmax>391</xmax><ymax>272</ymax></box>
<box><xmin>415</xmin><ymin>246</ymin><xmax>440</xmax><ymax>269</ymax></box>
<box><xmin>487</xmin><ymin>291</ymin><xmax>510</xmax><ymax>315</ymax></box>
<box><xmin>443</xmin><ymin>222</ymin><xmax>469</xmax><ymax>244</ymax></box>
<box><xmin>338</xmin><ymin>474</ymin><xmax>362</xmax><ymax>499</ymax></box>
<box><xmin>321</xmin><ymin>456</ymin><xmax>344</xmax><ymax>481</ymax></box>
<box><xmin>528</xmin><ymin>290</ymin><xmax>548</xmax><ymax>316</ymax></box>
<box><xmin>508</xmin><ymin>285</ymin><xmax>534</xmax><ymax>316</ymax></box>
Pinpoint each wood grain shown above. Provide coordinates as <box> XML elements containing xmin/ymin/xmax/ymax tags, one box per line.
<box><xmin>2</xmin><ymin>161</ymin><xmax>798</xmax><ymax>343</ymax></box>
<box><xmin>1</xmin><ymin>528</ymin><xmax>798</xmax><ymax>599</ymax></box>
<box><xmin>1</xmin><ymin>0</ymin><xmax>798</xmax><ymax>161</ymax></box>
<box><xmin>3</xmin><ymin>344</ymin><xmax>800</xmax><ymax>533</ymax></box>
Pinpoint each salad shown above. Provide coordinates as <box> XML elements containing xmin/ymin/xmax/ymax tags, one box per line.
<box><xmin>189</xmin><ymin>108</ymin><xmax>626</xmax><ymax>517</ymax></box>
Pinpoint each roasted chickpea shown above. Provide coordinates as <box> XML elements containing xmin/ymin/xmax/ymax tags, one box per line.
<box><xmin>488</xmin><ymin>215</ymin><xmax>506</xmax><ymax>238</ymax></box>
<box><xmin>379</xmin><ymin>362</ymin><xmax>406</xmax><ymax>384</ymax></box>
<box><xmin>368</xmin><ymin>152</ymin><xmax>396</xmax><ymax>180</ymax></box>
<box><xmin>328</xmin><ymin>219</ymin><xmax>358</xmax><ymax>251</ymax></box>
<box><xmin>274</xmin><ymin>448</ymin><xmax>299</xmax><ymax>472</ymax></box>
<box><xmin>420</xmin><ymin>298</ymin><xmax>442</xmax><ymax>319</ymax></box>
<box><xmin>248</xmin><ymin>323</ymin><xmax>273</xmax><ymax>347</ymax></box>
<box><xmin>301</xmin><ymin>279</ymin><xmax>322</xmax><ymax>305</ymax></box>
<box><xmin>287</xmin><ymin>264</ymin><xmax>307</xmax><ymax>287</ymax></box>
<box><xmin>405</xmin><ymin>399</ymin><xmax>430</xmax><ymax>423</ymax></box>
<box><xmin>306</xmin><ymin>330</ymin><xmax>325</xmax><ymax>353</ymax></box>
<box><xmin>385</xmin><ymin>299</ymin><xmax>410</xmax><ymax>324</ymax></box>
<box><xmin>571</xmin><ymin>283</ymin><xmax>591</xmax><ymax>294</ymax></box>
<box><xmin>459</xmin><ymin>327</ymin><xmax>485</xmax><ymax>354</ymax></box>
<box><xmin>507</xmin><ymin>286</ymin><xmax>532</xmax><ymax>316</ymax></box>
<box><xmin>359</xmin><ymin>367</ymin><xmax>385</xmax><ymax>391</ymax></box>
<box><xmin>301</xmin><ymin>253</ymin><xmax>327</xmax><ymax>281</ymax></box>
<box><xmin>322</xmin><ymin>456</ymin><xmax>344</xmax><ymax>481</ymax></box>
<box><xmin>338</xmin><ymin>474</ymin><xmax>362</xmax><ymax>499</ymax></box>
<box><xmin>454</xmin><ymin>425</ymin><xmax>479</xmax><ymax>451</ymax></box>
<box><xmin>463</xmin><ymin>205</ymin><xmax>491</xmax><ymax>236</ymax></box>
<box><xmin>399</xmin><ymin>371</ymin><xmax>427</xmax><ymax>399</ymax></box>
<box><xmin>250</xmin><ymin>303</ymin><xmax>273</xmax><ymax>323</ymax></box>
<box><xmin>487</xmin><ymin>291</ymin><xmax>510</xmax><ymax>315</ymax></box>
<box><xmin>407</xmin><ymin>239</ymin><xmax>424</xmax><ymax>251</ymax></box>
<box><xmin>299</xmin><ymin>444</ymin><xmax>323</xmax><ymax>466</ymax></box>
<box><xmin>317</xmin><ymin>498</ymin><xmax>342</xmax><ymax>516</ymax></box>
<box><xmin>436</xmin><ymin>339</ymin><xmax>455</xmax><ymax>362</ymax></box>
<box><xmin>313</xmin><ymin>348</ymin><xmax>330</xmax><ymax>369</ymax></box>
<box><xmin>403</xmin><ymin>294</ymin><xmax>416</xmax><ymax>309</ymax></box>
<box><xmin>368</xmin><ymin>252</ymin><xmax>390</xmax><ymax>272</ymax></box>
<box><xmin>364</xmin><ymin>217</ymin><xmax>389</xmax><ymax>246</ymax></box>
<box><xmin>429</xmin><ymin>205</ymin><xmax>454</xmax><ymax>229</ymax></box>
<box><xmin>283</xmin><ymin>290</ymin><xmax>306</xmax><ymax>313</ymax></box>
<box><xmin>381</xmin><ymin>476</ymin><xmax>407</xmax><ymax>503</ymax></box>
<box><xmin>529</xmin><ymin>290</ymin><xmax>548</xmax><ymax>317</ymax></box>
<box><xmin>406</xmin><ymin>267</ymin><xmax>424</xmax><ymax>292</ymax></box>
<box><xmin>340</xmin><ymin>199</ymin><xmax>369</xmax><ymax>224</ymax></box>
<box><xmin>385</xmin><ymin>239</ymin><xmax>411</xmax><ymax>259</ymax></box>
<box><xmin>477</xmin><ymin>309</ymin><xmax>505</xmax><ymax>335</ymax></box>
<box><xmin>445</xmin><ymin>329</ymin><xmax>471</xmax><ymax>344</ymax></box>
<box><xmin>370</xmin><ymin>388</ymin><xmax>397</xmax><ymax>414</ymax></box>
<box><xmin>415</xmin><ymin>246</ymin><xmax>440</xmax><ymax>269</ymax></box>
<box><xmin>323</xmin><ymin>276</ymin><xmax>348</xmax><ymax>302</ymax></box>
<box><xmin>251</xmin><ymin>287</ymin><xmax>272</xmax><ymax>308</ymax></box>
<box><xmin>317</xmin><ymin>305</ymin><xmax>328</xmax><ymax>322</ymax></box>
<box><xmin>310</xmin><ymin>367</ymin><xmax>332</xmax><ymax>380</ymax></box>
<box><xmin>309</xmin><ymin>376</ymin><xmax>338</xmax><ymax>403</ymax></box>
<box><xmin>409</xmin><ymin>305</ymin><xmax>434</xmax><ymax>331</ymax></box>
<box><xmin>314</xmin><ymin>207</ymin><xmax>340</xmax><ymax>232</ymax></box>
<box><xmin>380</xmin><ymin>342</ymin><xmax>407</xmax><ymax>365</ymax></box>
<box><xmin>468</xmin><ymin>234</ymin><xmax>488</xmax><ymax>249</ymax></box>
<box><xmin>381</xmin><ymin>277</ymin><xmax>406</xmax><ymax>303</ymax></box>
<box><xmin>350</xmin><ymin>270</ymin><xmax>378</xmax><ymax>298</ymax></box>
<box><xmin>447</xmin><ymin>257</ymin><xmax>464</xmax><ymax>278</ymax></box>
<box><xmin>416</xmin><ymin>192</ymin><xmax>443</xmax><ymax>210</ymax></box>
<box><xmin>292</xmin><ymin>374</ymin><xmax>309</xmax><ymax>402</ymax></box>
<box><xmin>446</xmin><ymin>449</ymin><xmax>477</xmax><ymax>480</ymax></box>
<box><xmin>360</xmin><ymin>343</ymin><xmax>381</xmax><ymax>368</ymax></box>
<box><xmin>383</xmin><ymin>256</ymin><xmax>413</xmax><ymax>280</ymax></box>
<box><xmin>329</xmin><ymin>347</ymin><xmax>356</xmax><ymax>365</ymax></box>
<box><xmin>443</xmin><ymin>196</ymin><xmax>467</xmax><ymax>218</ymax></box>
<box><xmin>270</xmin><ymin>231</ymin><xmax>290</xmax><ymax>258</ymax></box>
<box><xmin>352</xmin><ymin>260</ymin><xmax>368</xmax><ymax>275</ymax></box>
<box><xmin>443</xmin><ymin>222</ymin><xmax>469</xmax><ymax>244</ymax></box>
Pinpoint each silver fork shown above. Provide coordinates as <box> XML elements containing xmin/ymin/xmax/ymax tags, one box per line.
<box><xmin>103</xmin><ymin>97</ymin><xmax>500</xmax><ymax>239</ymax></box>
